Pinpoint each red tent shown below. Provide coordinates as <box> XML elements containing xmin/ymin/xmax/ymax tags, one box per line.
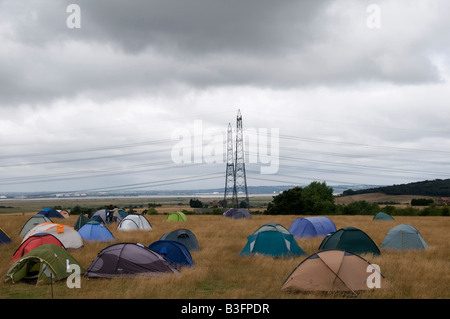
<box><xmin>11</xmin><ymin>233</ymin><xmax>65</xmax><ymax>263</ymax></box>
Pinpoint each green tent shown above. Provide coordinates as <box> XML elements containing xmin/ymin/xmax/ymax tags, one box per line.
<box><xmin>239</xmin><ymin>230</ymin><xmax>306</xmax><ymax>257</ymax></box>
<box><xmin>318</xmin><ymin>227</ymin><xmax>380</xmax><ymax>256</ymax></box>
<box><xmin>253</xmin><ymin>223</ymin><xmax>291</xmax><ymax>235</ymax></box>
<box><xmin>373</xmin><ymin>212</ymin><xmax>395</xmax><ymax>221</ymax></box>
<box><xmin>381</xmin><ymin>224</ymin><xmax>428</xmax><ymax>250</ymax></box>
<box><xmin>5</xmin><ymin>244</ymin><xmax>85</xmax><ymax>284</ymax></box>
<box><xmin>166</xmin><ymin>211</ymin><xmax>187</xmax><ymax>222</ymax></box>
<box><xmin>73</xmin><ymin>214</ymin><xmax>93</xmax><ymax>231</ymax></box>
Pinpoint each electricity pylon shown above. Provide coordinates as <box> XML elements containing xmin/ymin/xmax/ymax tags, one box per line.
<box><xmin>223</xmin><ymin>110</ymin><xmax>249</xmax><ymax>209</ymax></box>
<box><xmin>223</xmin><ymin>122</ymin><xmax>236</xmax><ymax>208</ymax></box>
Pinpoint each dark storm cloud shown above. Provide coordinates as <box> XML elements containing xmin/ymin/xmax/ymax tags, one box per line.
<box><xmin>0</xmin><ymin>0</ymin><xmax>448</xmax><ymax>106</ymax></box>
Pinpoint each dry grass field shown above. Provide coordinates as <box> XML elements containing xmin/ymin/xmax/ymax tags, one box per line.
<box><xmin>0</xmin><ymin>205</ymin><xmax>449</xmax><ymax>300</ymax></box>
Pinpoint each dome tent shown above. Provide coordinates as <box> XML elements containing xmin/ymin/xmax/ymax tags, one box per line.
<box><xmin>117</xmin><ymin>214</ymin><xmax>152</xmax><ymax>231</ymax></box>
<box><xmin>22</xmin><ymin>223</ymin><xmax>83</xmax><ymax>249</ymax></box>
<box><xmin>281</xmin><ymin>249</ymin><xmax>389</xmax><ymax>293</ymax></box>
<box><xmin>289</xmin><ymin>217</ymin><xmax>337</xmax><ymax>238</ymax></box>
<box><xmin>381</xmin><ymin>224</ymin><xmax>428</xmax><ymax>250</ymax></box>
<box><xmin>223</xmin><ymin>208</ymin><xmax>251</xmax><ymax>219</ymax></box>
<box><xmin>373</xmin><ymin>212</ymin><xmax>395</xmax><ymax>221</ymax></box>
<box><xmin>239</xmin><ymin>230</ymin><xmax>306</xmax><ymax>258</ymax></box>
<box><xmin>160</xmin><ymin>228</ymin><xmax>200</xmax><ymax>251</ymax></box>
<box><xmin>37</xmin><ymin>208</ymin><xmax>64</xmax><ymax>218</ymax></box>
<box><xmin>148</xmin><ymin>240</ymin><xmax>194</xmax><ymax>268</ymax></box>
<box><xmin>11</xmin><ymin>233</ymin><xmax>65</xmax><ymax>263</ymax></box>
<box><xmin>78</xmin><ymin>222</ymin><xmax>115</xmax><ymax>242</ymax></box>
<box><xmin>166</xmin><ymin>211</ymin><xmax>187</xmax><ymax>222</ymax></box>
<box><xmin>318</xmin><ymin>227</ymin><xmax>380</xmax><ymax>256</ymax></box>
<box><xmin>85</xmin><ymin>243</ymin><xmax>179</xmax><ymax>278</ymax></box>
<box><xmin>253</xmin><ymin>223</ymin><xmax>290</xmax><ymax>235</ymax></box>
<box><xmin>19</xmin><ymin>215</ymin><xmax>52</xmax><ymax>236</ymax></box>
<box><xmin>5</xmin><ymin>244</ymin><xmax>84</xmax><ymax>284</ymax></box>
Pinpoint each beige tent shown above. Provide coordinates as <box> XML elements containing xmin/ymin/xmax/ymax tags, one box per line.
<box><xmin>21</xmin><ymin>222</ymin><xmax>83</xmax><ymax>249</ymax></box>
<box><xmin>281</xmin><ymin>249</ymin><xmax>389</xmax><ymax>293</ymax></box>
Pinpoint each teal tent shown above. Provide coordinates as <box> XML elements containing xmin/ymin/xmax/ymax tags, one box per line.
<box><xmin>318</xmin><ymin>227</ymin><xmax>380</xmax><ymax>256</ymax></box>
<box><xmin>381</xmin><ymin>224</ymin><xmax>428</xmax><ymax>250</ymax></box>
<box><xmin>239</xmin><ymin>230</ymin><xmax>306</xmax><ymax>257</ymax></box>
<box><xmin>373</xmin><ymin>212</ymin><xmax>395</xmax><ymax>221</ymax></box>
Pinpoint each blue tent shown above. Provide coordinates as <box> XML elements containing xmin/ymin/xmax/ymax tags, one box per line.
<box><xmin>289</xmin><ymin>217</ymin><xmax>337</xmax><ymax>238</ymax></box>
<box><xmin>78</xmin><ymin>222</ymin><xmax>115</xmax><ymax>242</ymax></box>
<box><xmin>0</xmin><ymin>227</ymin><xmax>11</xmax><ymax>244</ymax></box>
<box><xmin>37</xmin><ymin>208</ymin><xmax>64</xmax><ymax>218</ymax></box>
<box><xmin>148</xmin><ymin>240</ymin><xmax>194</xmax><ymax>268</ymax></box>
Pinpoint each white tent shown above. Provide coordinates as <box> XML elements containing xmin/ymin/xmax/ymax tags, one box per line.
<box><xmin>22</xmin><ymin>222</ymin><xmax>83</xmax><ymax>249</ymax></box>
<box><xmin>117</xmin><ymin>214</ymin><xmax>152</xmax><ymax>231</ymax></box>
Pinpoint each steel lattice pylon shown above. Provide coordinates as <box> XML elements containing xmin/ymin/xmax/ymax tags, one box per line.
<box><xmin>223</xmin><ymin>110</ymin><xmax>249</xmax><ymax>209</ymax></box>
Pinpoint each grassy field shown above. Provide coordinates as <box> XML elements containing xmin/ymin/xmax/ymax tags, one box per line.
<box><xmin>0</xmin><ymin>200</ymin><xmax>449</xmax><ymax>299</ymax></box>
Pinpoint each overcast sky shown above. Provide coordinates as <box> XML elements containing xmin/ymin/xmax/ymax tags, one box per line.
<box><xmin>1</xmin><ymin>0</ymin><xmax>450</xmax><ymax>194</ymax></box>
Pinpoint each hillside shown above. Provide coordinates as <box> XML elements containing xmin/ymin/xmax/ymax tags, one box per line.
<box><xmin>341</xmin><ymin>179</ymin><xmax>450</xmax><ymax>197</ymax></box>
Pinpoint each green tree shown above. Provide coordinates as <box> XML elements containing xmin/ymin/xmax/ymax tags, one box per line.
<box><xmin>266</xmin><ymin>186</ymin><xmax>303</xmax><ymax>214</ymax></box>
<box><xmin>301</xmin><ymin>181</ymin><xmax>335</xmax><ymax>214</ymax></box>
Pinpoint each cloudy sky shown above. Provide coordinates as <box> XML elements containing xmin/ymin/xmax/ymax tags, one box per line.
<box><xmin>1</xmin><ymin>0</ymin><xmax>449</xmax><ymax>194</ymax></box>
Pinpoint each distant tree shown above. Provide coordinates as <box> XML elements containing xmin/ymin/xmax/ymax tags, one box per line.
<box><xmin>266</xmin><ymin>186</ymin><xmax>303</xmax><ymax>214</ymax></box>
<box><xmin>189</xmin><ymin>198</ymin><xmax>203</xmax><ymax>208</ymax></box>
<box><xmin>301</xmin><ymin>181</ymin><xmax>335</xmax><ymax>215</ymax></box>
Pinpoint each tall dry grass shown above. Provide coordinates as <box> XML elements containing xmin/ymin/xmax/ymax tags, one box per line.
<box><xmin>0</xmin><ymin>212</ymin><xmax>449</xmax><ymax>299</ymax></box>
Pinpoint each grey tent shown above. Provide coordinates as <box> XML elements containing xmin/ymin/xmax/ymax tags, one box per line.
<box><xmin>381</xmin><ymin>224</ymin><xmax>428</xmax><ymax>250</ymax></box>
<box><xmin>373</xmin><ymin>212</ymin><xmax>395</xmax><ymax>221</ymax></box>
<box><xmin>223</xmin><ymin>208</ymin><xmax>252</xmax><ymax>219</ymax></box>
<box><xmin>19</xmin><ymin>215</ymin><xmax>52</xmax><ymax>236</ymax></box>
<box><xmin>160</xmin><ymin>228</ymin><xmax>200</xmax><ymax>251</ymax></box>
<box><xmin>85</xmin><ymin>243</ymin><xmax>179</xmax><ymax>278</ymax></box>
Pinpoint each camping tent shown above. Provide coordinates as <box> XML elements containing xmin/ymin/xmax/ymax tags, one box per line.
<box><xmin>5</xmin><ymin>244</ymin><xmax>84</xmax><ymax>284</ymax></box>
<box><xmin>85</xmin><ymin>243</ymin><xmax>179</xmax><ymax>278</ymax></box>
<box><xmin>78</xmin><ymin>222</ymin><xmax>115</xmax><ymax>242</ymax></box>
<box><xmin>160</xmin><ymin>229</ymin><xmax>200</xmax><ymax>251</ymax></box>
<box><xmin>89</xmin><ymin>209</ymin><xmax>110</xmax><ymax>224</ymax></box>
<box><xmin>117</xmin><ymin>214</ymin><xmax>152</xmax><ymax>231</ymax></box>
<box><xmin>223</xmin><ymin>208</ymin><xmax>252</xmax><ymax>219</ymax></box>
<box><xmin>37</xmin><ymin>208</ymin><xmax>64</xmax><ymax>218</ymax></box>
<box><xmin>19</xmin><ymin>215</ymin><xmax>52</xmax><ymax>236</ymax></box>
<box><xmin>289</xmin><ymin>217</ymin><xmax>337</xmax><ymax>238</ymax></box>
<box><xmin>281</xmin><ymin>249</ymin><xmax>389</xmax><ymax>293</ymax></box>
<box><xmin>111</xmin><ymin>208</ymin><xmax>127</xmax><ymax>223</ymax></box>
<box><xmin>73</xmin><ymin>214</ymin><xmax>91</xmax><ymax>231</ymax></box>
<box><xmin>11</xmin><ymin>233</ymin><xmax>65</xmax><ymax>263</ymax></box>
<box><xmin>22</xmin><ymin>223</ymin><xmax>83</xmax><ymax>249</ymax></box>
<box><xmin>381</xmin><ymin>224</ymin><xmax>428</xmax><ymax>250</ymax></box>
<box><xmin>148</xmin><ymin>240</ymin><xmax>194</xmax><ymax>268</ymax></box>
<box><xmin>166</xmin><ymin>211</ymin><xmax>187</xmax><ymax>222</ymax></box>
<box><xmin>253</xmin><ymin>223</ymin><xmax>290</xmax><ymax>235</ymax></box>
<box><xmin>239</xmin><ymin>230</ymin><xmax>306</xmax><ymax>257</ymax></box>
<box><xmin>373</xmin><ymin>212</ymin><xmax>395</xmax><ymax>221</ymax></box>
<box><xmin>318</xmin><ymin>227</ymin><xmax>380</xmax><ymax>256</ymax></box>
<box><xmin>0</xmin><ymin>227</ymin><xmax>11</xmax><ymax>244</ymax></box>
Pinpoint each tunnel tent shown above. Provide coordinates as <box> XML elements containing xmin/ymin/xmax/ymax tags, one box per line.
<box><xmin>19</xmin><ymin>215</ymin><xmax>53</xmax><ymax>236</ymax></box>
<box><xmin>5</xmin><ymin>244</ymin><xmax>84</xmax><ymax>284</ymax></box>
<box><xmin>318</xmin><ymin>227</ymin><xmax>380</xmax><ymax>256</ymax></box>
<box><xmin>160</xmin><ymin>229</ymin><xmax>200</xmax><ymax>251</ymax></box>
<box><xmin>85</xmin><ymin>243</ymin><xmax>179</xmax><ymax>278</ymax></box>
<box><xmin>373</xmin><ymin>212</ymin><xmax>395</xmax><ymax>221</ymax></box>
<box><xmin>381</xmin><ymin>224</ymin><xmax>428</xmax><ymax>250</ymax></box>
<box><xmin>289</xmin><ymin>217</ymin><xmax>337</xmax><ymax>238</ymax></box>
